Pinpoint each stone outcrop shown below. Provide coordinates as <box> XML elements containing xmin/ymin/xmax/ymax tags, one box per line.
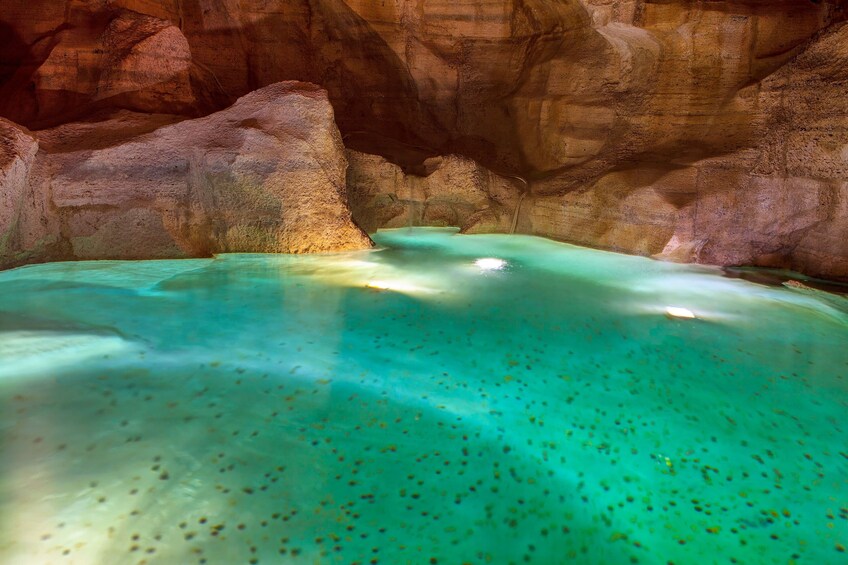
<box><xmin>0</xmin><ymin>3</ymin><xmax>211</xmax><ymax>128</ymax></box>
<box><xmin>0</xmin><ymin>82</ymin><xmax>371</xmax><ymax>269</ymax></box>
<box><xmin>338</xmin><ymin>0</ymin><xmax>848</xmax><ymax>280</ymax></box>
<box><xmin>0</xmin><ymin>119</ymin><xmax>42</xmax><ymax>262</ymax></box>
<box><xmin>347</xmin><ymin>150</ymin><xmax>521</xmax><ymax>234</ymax></box>
<box><xmin>1</xmin><ymin>1</ymin><xmax>847</xmax><ymax>278</ymax></box>
<box><xmin>526</xmin><ymin>20</ymin><xmax>848</xmax><ymax>280</ymax></box>
<box><xmin>3</xmin><ymin>1</ymin><xmax>843</xmax><ymax>175</ymax></box>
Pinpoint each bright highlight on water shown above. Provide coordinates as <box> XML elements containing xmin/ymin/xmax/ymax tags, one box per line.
<box><xmin>475</xmin><ymin>258</ymin><xmax>507</xmax><ymax>271</ymax></box>
<box><xmin>665</xmin><ymin>306</ymin><xmax>697</xmax><ymax>320</ymax></box>
<box><xmin>1</xmin><ymin>228</ymin><xmax>846</xmax><ymax>564</ymax></box>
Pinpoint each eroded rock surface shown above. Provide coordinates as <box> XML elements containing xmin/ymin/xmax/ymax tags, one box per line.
<box><xmin>1</xmin><ymin>1</ymin><xmax>847</xmax><ymax>277</ymax></box>
<box><xmin>347</xmin><ymin>150</ymin><xmax>522</xmax><ymax>234</ymax></box>
<box><xmin>0</xmin><ymin>3</ymin><xmax>210</xmax><ymax>128</ymax></box>
<box><xmin>0</xmin><ymin>82</ymin><xmax>371</xmax><ymax>269</ymax></box>
<box><xmin>528</xmin><ymin>21</ymin><xmax>848</xmax><ymax>280</ymax></box>
<box><xmin>0</xmin><ymin>119</ymin><xmax>46</xmax><ymax>263</ymax></box>
<box><xmin>3</xmin><ymin>1</ymin><xmax>842</xmax><ymax>174</ymax></box>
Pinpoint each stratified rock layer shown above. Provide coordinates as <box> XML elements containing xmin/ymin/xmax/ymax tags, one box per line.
<box><xmin>528</xmin><ymin>21</ymin><xmax>848</xmax><ymax>280</ymax></box>
<box><xmin>0</xmin><ymin>119</ymin><xmax>42</xmax><ymax>261</ymax></box>
<box><xmin>0</xmin><ymin>82</ymin><xmax>371</xmax><ymax>269</ymax></box>
<box><xmin>0</xmin><ymin>3</ymin><xmax>208</xmax><ymax>128</ymax></box>
<box><xmin>3</xmin><ymin>1</ymin><xmax>842</xmax><ymax>173</ymax></box>
<box><xmin>1</xmin><ymin>1</ymin><xmax>846</xmax><ymax>278</ymax></box>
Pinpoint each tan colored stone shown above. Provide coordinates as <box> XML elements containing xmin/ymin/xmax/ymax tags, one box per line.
<box><xmin>0</xmin><ymin>120</ymin><xmax>38</xmax><ymax>235</ymax></box>
<box><xmin>525</xmin><ymin>20</ymin><xmax>848</xmax><ymax>280</ymax></box>
<box><xmin>2</xmin><ymin>1</ymin><xmax>847</xmax><ymax>277</ymax></box>
<box><xmin>0</xmin><ymin>118</ymin><xmax>60</xmax><ymax>267</ymax></box>
<box><xmin>1</xmin><ymin>5</ymin><xmax>202</xmax><ymax>127</ymax></box>
<box><xmin>0</xmin><ymin>82</ymin><xmax>371</xmax><ymax>269</ymax></box>
<box><xmin>347</xmin><ymin>150</ymin><xmax>521</xmax><ymax>234</ymax></box>
<box><xmin>5</xmin><ymin>1</ymin><xmax>828</xmax><ymax>174</ymax></box>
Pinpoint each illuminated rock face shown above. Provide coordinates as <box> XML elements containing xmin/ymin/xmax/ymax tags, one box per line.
<box><xmin>2</xmin><ymin>1</ymin><xmax>840</xmax><ymax>172</ymax></box>
<box><xmin>0</xmin><ymin>119</ymin><xmax>43</xmax><ymax>262</ymax></box>
<box><xmin>0</xmin><ymin>82</ymin><xmax>371</xmax><ymax>269</ymax></box>
<box><xmin>346</xmin><ymin>150</ymin><xmax>522</xmax><ymax>235</ymax></box>
<box><xmin>1</xmin><ymin>1</ymin><xmax>846</xmax><ymax>277</ymax></box>
<box><xmin>526</xmin><ymin>20</ymin><xmax>848</xmax><ymax>280</ymax></box>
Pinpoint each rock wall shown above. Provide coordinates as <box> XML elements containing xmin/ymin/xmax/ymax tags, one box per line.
<box><xmin>3</xmin><ymin>1</ymin><xmax>843</xmax><ymax>173</ymax></box>
<box><xmin>347</xmin><ymin>150</ymin><xmax>522</xmax><ymax>234</ymax></box>
<box><xmin>0</xmin><ymin>82</ymin><xmax>371</xmax><ymax>269</ymax></box>
<box><xmin>0</xmin><ymin>2</ymin><xmax>210</xmax><ymax>128</ymax></box>
<box><xmin>1</xmin><ymin>1</ymin><xmax>846</xmax><ymax>277</ymax></box>
<box><xmin>0</xmin><ymin>119</ymin><xmax>42</xmax><ymax>262</ymax></box>
<box><xmin>528</xmin><ymin>20</ymin><xmax>848</xmax><ymax>280</ymax></box>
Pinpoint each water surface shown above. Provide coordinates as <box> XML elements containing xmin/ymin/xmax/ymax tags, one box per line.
<box><xmin>1</xmin><ymin>228</ymin><xmax>846</xmax><ymax>564</ymax></box>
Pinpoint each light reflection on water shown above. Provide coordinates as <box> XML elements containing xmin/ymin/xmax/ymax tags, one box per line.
<box><xmin>1</xmin><ymin>228</ymin><xmax>847</xmax><ymax>564</ymax></box>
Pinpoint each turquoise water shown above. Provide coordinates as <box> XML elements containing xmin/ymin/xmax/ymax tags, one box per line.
<box><xmin>1</xmin><ymin>227</ymin><xmax>847</xmax><ymax>564</ymax></box>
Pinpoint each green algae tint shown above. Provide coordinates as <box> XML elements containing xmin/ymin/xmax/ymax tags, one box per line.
<box><xmin>1</xmin><ymin>227</ymin><xmax>847</xmax><ymax>564</ymax></box>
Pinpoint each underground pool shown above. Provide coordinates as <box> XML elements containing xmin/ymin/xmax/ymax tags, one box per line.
<box><xmin>1</xmin><ymin>228</ymin><xmax>846</xmax><ymax>564</ymax></box>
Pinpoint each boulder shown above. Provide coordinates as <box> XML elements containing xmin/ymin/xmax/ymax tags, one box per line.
<box><xmin>0</xmin><ymin>81</ymin><xmax>371</xmax><ymax>269</ymax></box>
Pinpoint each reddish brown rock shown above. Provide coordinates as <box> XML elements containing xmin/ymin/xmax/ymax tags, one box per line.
<box><xmin>338</xmin><ymin>1</ymin><xmax>848</xmax><ymax>279</ymax></box>
<box><xmin>4</xmin><ymin>1</ymin><xmax>840</xmax><ymax>173</ymax></box>
<box><xmin>0</xmin><ymin>82</ymin><xmax>371</xmax><ymax>269</ymax></box>
<box><xmin>0</xmin><ymin>3</ymin><xmax>206</xmax><ymax>128</ymax></box>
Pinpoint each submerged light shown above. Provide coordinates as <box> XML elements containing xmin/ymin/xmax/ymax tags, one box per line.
<box><xmin>0</xmin><ymin>331</ymin><xmax>131</xmax><ymax>379</ymax></box>
<box><xmin>366</xmin><ymin>280</ymin><xmax>423</xmax><ymax>293</ymax></box>
<box><xmin>665</xmin><ymin>306</ymin><xmax>696</xmax><ymax>319</ymax></box>
<box><xmin>475</xmin><ymin>257</ymin><xmax>507</xmax><ymax>271</ymax></box>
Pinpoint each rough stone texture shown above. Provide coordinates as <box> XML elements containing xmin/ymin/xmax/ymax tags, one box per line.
<box><xmin>0</xmin><ymin>3</ymin><xmax>208</xmax><ymax>128</ymax></box>
<box><xmin>3</xmin><ymin>1</ymin><xmax>842</xmax><ymax>174</ymax></box>
<box><xmin>2</xmin><ymin>1</ymin><xmax>847</xmax><ymax>277</ymax></box>
<box><xmin>0</xmin><ymin>82</ymin><xmax>371</xmax><ymax>269</ymax></box>
<box><xmin>347</xmin><ymin>150</ymin><xmax>521</xmax><ymax>234</ymax></box>
<box><xmin>0</xmin><ymin>119</ymin><xmax>46</xmax><ymax>263</ymax></box>
<box><xmin>527</xmin><ymin>21</ymin><xmax>848</xmax><ymax>280</ymax></box>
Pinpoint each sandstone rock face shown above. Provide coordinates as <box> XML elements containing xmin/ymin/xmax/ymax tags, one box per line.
<box><xmin>0</xmin><ymin>3</ymin><xmax>208</xmax><ymax>128</ymax></box>
<box><xmin>1</xmin><ymin>1</ymin><xmax>847</xmax><ymax>278</ymax></box>
<box><xmin>347</xmin><ymin>150</ymin><xmax>522</xmax><ymax>234</ymax></box>
<box><xmin>3</xmin><ymin>1</ymin><xmax>842</xmax><ymax>176</ymax></box>
<box><xmin>0</xmin><ymin>82</ymin><xmax>371</xmax><ymax>269</ymax></box>
<box><xmin>337</xmin><ymin>0</ymin><xmax>848</xmax><ymax>279</ymax></box>
<box><xmin>527</xmin><ymin>21</ymin><xmax>848</xmax><ymax>280</ymax></box>
<box><xmin>0</xmin><ymin>119</ymin><xmax>48</xmax><ymax>264</ymax></box>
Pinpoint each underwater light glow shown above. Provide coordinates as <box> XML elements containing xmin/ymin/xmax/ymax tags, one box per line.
<box><xmin>475</xmin><ymin>257</ymin><xmax>507</xmax><ymax>271</ymax></box>
<box><xmin>0</xmin><ymin>331</ymin><xmax>131</xmax><ymax>379</ymax></box>
<box><xmin>365</xmin><ymin>279</ymin><xmax>424</xmax><ymax>293</ymax></box>
<box><xmin>1</xmin><ymin>228</ymin><xmax>847</xmax><ymax>565</ymax></box>
<box><xmin>665</xmin><ymin>306</ymin><xmax>697</xmax><ymax>319</ymax></box>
